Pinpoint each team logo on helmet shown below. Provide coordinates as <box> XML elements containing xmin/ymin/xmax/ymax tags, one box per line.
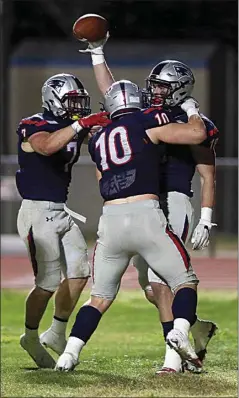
<box><xmin>47</xmin><ymin>79</ymin><xmax>65</xmax><ymax>93</ymax></box>
<box><xmin>174</xmin><ymin>65</ymin><xmax>192</xmax><ymax>80</ymax></box>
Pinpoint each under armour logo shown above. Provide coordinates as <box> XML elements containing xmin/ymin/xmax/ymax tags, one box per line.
<box><xmin>46</xmin><ymin>217</ymin><xmax>53</xmax><ymax>222</ymax></box>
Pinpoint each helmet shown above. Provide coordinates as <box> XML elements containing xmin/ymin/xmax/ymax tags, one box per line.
<box><xmin>42</xmin><ymin>73</ymin><xmax>91</xmax><ymax>120</ymax></box>
<box><xmin>145</xmin><ymin>60</ymin><xmax>195</xmax><ymax>107</ymax></box>
<box><xmin>104</xmin><ymin>80</ymin><xmax>143</xmax><ymax>119</ymax></box>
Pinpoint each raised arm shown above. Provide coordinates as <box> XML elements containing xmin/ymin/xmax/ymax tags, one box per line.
<box><xmin>79</xmin><ymin>34</ymin><xmax>115</xmax><ymax>95</ymax></box>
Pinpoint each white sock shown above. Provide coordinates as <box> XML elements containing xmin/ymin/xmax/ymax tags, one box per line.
<box><xmin>51</xmin><ymin>317</ymin><xmax>67</xmax><ymax>335</ymax></box>
<box><xmin>25</xmin><ymin>327</ymin><xmax>38</xmax><ymax>339</ymax></box>
<box><xmin>163</xmin><ymin>343</ymin><xmax>182</xmax><ymax>371</ymax></box>
<box><xmin>174</xmin><ymin>318</ymin><xmax>191</xmax><ymax>335</ymax></box>
<box><xmin>65</xmin><ymin>336</ymin><xmax>85</xmax><ymax>360</ymax></box>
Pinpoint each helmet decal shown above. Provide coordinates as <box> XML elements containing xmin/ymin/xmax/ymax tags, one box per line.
<box><xmin>47</xmin><ymin>79</ymin><xmax>65</xmax><ymax>93</ymax></box>
<box><xmin>173</xmin><ymin>65</ymin><xmax>192</xmax><ymax>79</ymax></box>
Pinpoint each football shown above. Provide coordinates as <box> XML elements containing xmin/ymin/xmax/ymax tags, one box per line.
<box><xmin>73</xmin><ymin>14</ymin><xmax>109</xmax><ymax>42</ymax></box>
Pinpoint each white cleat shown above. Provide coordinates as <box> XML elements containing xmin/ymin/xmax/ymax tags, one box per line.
<box><xmin>55</xmin><ymin>352</ymin><xmax>79</xmax><ymax>372</ymax></box>
<box><xmin>166</xmin><ymin>328</ymin><xmax>202</xmax><ymax>372</ymax></box>
<box><xmin>20</xmin><ymin>334</ymin><xmax>56</xmax><ymax>369</ymax></box>
<box><xmin>40</xmin><ymin>329</ymin><xmax>67</xmax><ymax>356</ymax></box>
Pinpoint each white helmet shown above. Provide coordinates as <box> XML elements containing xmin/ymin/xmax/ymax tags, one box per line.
<box><xmin>104</xmin><ymin>80</ymin><xmax>143</xmax><ymax>119</ymax></box>
<box><xmin>145</xmin><ymin>60</ymin><xmax>195</xmax><ymax>107</ymax></box>
<box><xmin>42</xmin><ymin>73</ymin><xmax>91</xmax><ymax>119</ymax></box>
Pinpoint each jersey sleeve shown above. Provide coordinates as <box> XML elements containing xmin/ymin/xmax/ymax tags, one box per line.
<box><xmin>200</xmin><ymin>118</ymin><xmax>219</xmax><ymax>149</ymax></box>
<box><xmin>138</xmin><ymin>107</ymin><xmax>174</xmax><ymax>130</ymax></box>
<box><xmin>17</xmin><ymin>118</ymin><xmax>54</xmax><ymax>139</ymax></box>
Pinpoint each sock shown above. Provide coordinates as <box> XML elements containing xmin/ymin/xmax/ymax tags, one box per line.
<box><xmin>174</xmin><ymin>318</ymin><xmax>191</xmax><ymax>335</ymax></box>
<box><xmin>172</xmin><ymin>287</ymin><xmax>197</xmax><ymax>326</ymax></box>
<box><xmin>25</xmin><ymin>325</ymin><xmax>38</xmax><ymax>339</ymax></box>
<box><xmin>161</xmin><ymin>321</ymin><xmax>174</xmax><ymax>340</ymax></box>
<box><xmin>70</xmin><ymin>305</ymin><xmax>102</xmax><ymax>343</ymax></box>
<box><xmin>51</xmin><ymin>316</ymin><xmax>68</xmax><ymax>335</ymax></box>
<box><xmin>64</xmin><ymin>336</ymin><xmax>85</xmax><ymax>361</ymax></box>
<box><xmin>163</xmin><ymin>344</ymin><xmax>182</xmax><ymax>371</ymax></box>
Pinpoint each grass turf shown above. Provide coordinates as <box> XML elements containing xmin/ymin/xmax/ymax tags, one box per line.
<box><xmin>1</xmin><ymin>289</ymin><xmax>238</xmax><ymax>397</ymax></box>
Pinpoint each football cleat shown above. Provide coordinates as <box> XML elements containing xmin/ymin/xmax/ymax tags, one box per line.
<box><xmin>156</xmin><ymin>366</ymin><xmax>183</xmax><ymax>375</ymax></box>
<box><xmin>40</xmin><ymin>329</ymin><xmax>67</xmax><ymax>356</ymax></box>
<box><xmin>192</xmin><ymin>320</ymin><xmax>218</xmax><ymax>361</ymax></box>
<box><xmin>55</xmin><ymin>352</ymin><xmax>79</xmax><ymax>372</ymax></box>
<box><xmin>184</xmin><ymin>320</ymin><xmax>218</xmax><ymax>373</ymax></box>
<box><xmin>20</xmin><ymin>334</ymin><xmax>56</xmax><ymax>369</ymax></box>
<box><xmin>166</xmin><ymin>329</ymin><xmax>202</xmax><ymax>372</ymax></box>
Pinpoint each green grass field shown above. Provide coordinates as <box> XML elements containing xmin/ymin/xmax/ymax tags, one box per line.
<box><xmin>1</xmin><ymin>289</ymin><xmax>238</xmax><ymax>397</ymax></box>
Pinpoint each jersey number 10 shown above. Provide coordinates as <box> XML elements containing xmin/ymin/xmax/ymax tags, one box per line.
<box><xmin>95</xmin><ymin>126</ymin><xmax>132</xmax><ymax>171</ymax></box>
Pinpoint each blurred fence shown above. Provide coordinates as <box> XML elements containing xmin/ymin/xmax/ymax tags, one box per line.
<box><xmin>1</xmin><ymin>155</ymin><xmax>238</xmax><ymax>248</ymax></box>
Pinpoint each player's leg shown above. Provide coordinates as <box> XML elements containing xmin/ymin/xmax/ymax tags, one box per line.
<box><xmin>55</xmin><ymin>213</ymin><xmax>131</xmax><ymax>371</ymax></box>
<box><xmin>138</xmin><ymin>204</ymin><xmax>201</xmax><ymax>371</ymax></box>
<box><xmin>153</xmin><ymin>192</ymin><xmax>217</xmax><ymax>371</ymax></box>
<box><xmin>17</xmin><ymin>201</ymin><xmax>63</xmax><ymax>368</ymax></box>
<box><xmin>132</xmin><ymin>254</ymin><xmax>157</xmax><ymax>305</ymax></box>
<box><xmin>40</xmin><ymin>220</ymin><xmax>90</xmax><ymax>355</ymax></box>
<box><xmin>148</xmin><ymin>192</ymin><xmax>194</xmax><ymax>373</ymax></box>
<box><xmin>133</xmin><ymin>194</ymin><xmax>193</xmax><ymax>372</ymax></box>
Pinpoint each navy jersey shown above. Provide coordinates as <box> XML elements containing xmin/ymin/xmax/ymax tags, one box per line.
<box><xmin>89</xmin><ymin>108</ymin><xmax>173</xmax><ymax>201</ymax></box>
<box><xmin>160</xmin><ymin>109</ymin><xmax>219</xmax><ymax>197</ymax></box>
<box><xmin>16</xmin><ymin>110</ymin><xmax>84</xmax><ymax>202</ymax></box>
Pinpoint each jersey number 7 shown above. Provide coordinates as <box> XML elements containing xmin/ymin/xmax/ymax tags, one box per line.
<box><xmin>95</xmin><ymin>126</ymin><xmax>132</xmax><ymax>171</ymax></box>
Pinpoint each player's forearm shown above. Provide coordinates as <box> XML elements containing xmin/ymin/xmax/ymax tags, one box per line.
<box><xmin>200</xmin><ymin>173</ymin><xmax>215</xmax><ymax>208</ymax></box>
<box><xmin>93</xmin><ymin>62</ymin><xmax>115</xmax><ymax>95</ymax></box>
<box><xmin>30</xmin><ymin>125</ymin><xmax>86</xmax><ymax>156</ymax></box>
<box><xmin>149</xmin><ymin>118</ymin><xmax>206</xmax><ymax>145</ymax></box>
<box><xmin>40</xmin><ymin>126</ymin><xmax>77</xmax><ymax>155</ymax></box>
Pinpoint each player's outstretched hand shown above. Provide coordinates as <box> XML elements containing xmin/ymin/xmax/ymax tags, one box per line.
<box><xmin>191</xmin><ymin>219</ymin><xmax>217</xmax><ymax>250</ymax></box>
<box><xmin>79</xmin><ymin>112</ymin><xmax>111</xmax><ymax>128</ymax></box>
<box><xmin>79</xmin><ymin>32</ymin><xmax>110</xmax><ymax>55</ymax></box>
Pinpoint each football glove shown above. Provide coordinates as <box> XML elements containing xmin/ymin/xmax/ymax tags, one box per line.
<box><xmin>79</xmin><ymin>31</ymin><xmax>110</xmax><ymax>55</ymax></box>
<box><xmin>191</xmin><ymin>219</ymin><xmax>217</xmax><ymax>250</ymax></box>
<box><xmin>72</xmin><ymin>112</ymin><xmax>111</xmax><ymax>133</ymax></box>
<box><xmin>180</xmin><ymin>97</ymin><xmax>200</xmax><ymax>118</ymax></box>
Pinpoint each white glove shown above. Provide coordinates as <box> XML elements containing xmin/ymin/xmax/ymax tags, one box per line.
<box><xmin>191</xmin><ymin>207</ymin><xmax>217</xmax><ymax>250</ymax></box>
<box><xmin>79</xmin><ymin>32</ymin><xmax>110</xmax><ymax>65</ymax></box>
<box><xmin>180</xmin><ymin>97</ymin><xmax>199</xmax><ymax>118</ymax></box>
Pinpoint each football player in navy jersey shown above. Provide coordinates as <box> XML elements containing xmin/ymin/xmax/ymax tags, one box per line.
<box><xmin>55</xmin><ymin>80</ymin><xmax>207</xmax><ymax>372</ymax></box>
<box><xmin>16</xmin><ymin>73</ymin><xmax>110</xmax><ymax>368</ymax></box>
<box><xmin>77</xmin><ymin>38</ymin><xmax>218</xmax><ymax>374</ymax></box>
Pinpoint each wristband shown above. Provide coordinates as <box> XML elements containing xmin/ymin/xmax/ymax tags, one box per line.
<box><xmin>200</xmin><ymin>207</ymin><xmax>213</xmax><ymax>223</ymax></box>
<box><xmin>71</xmin><ymin>121</ymin><xmax>83</xmax><ymax>134</ymax></box>
<box><xmin>187</xmin><ymin>108</ymin><xmax>199</xmax><ymax>118</ymax></box>
<box><xmin>91</xmin><ymin>53</ymin><xmax>105</xmax><ymax>66</ymax></box>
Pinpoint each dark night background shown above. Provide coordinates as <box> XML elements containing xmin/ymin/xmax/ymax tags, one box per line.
<box><xmin>0</xmin><ymin>0</ymin><xmax>238</xmax><ymax>236</ymax></box>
